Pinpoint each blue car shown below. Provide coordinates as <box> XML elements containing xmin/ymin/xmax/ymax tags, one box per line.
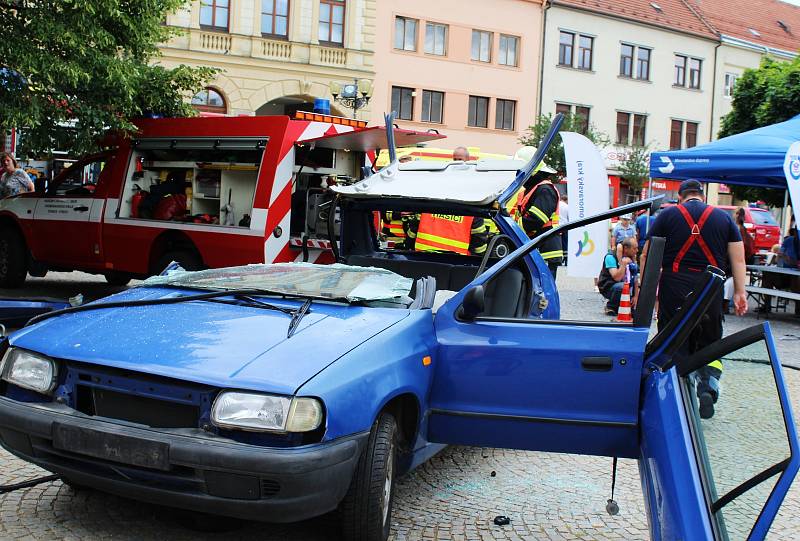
<box><xmin>0</xmin><ymin>153</ymin><xmax>797</xmax><ymax>541</ymax></box>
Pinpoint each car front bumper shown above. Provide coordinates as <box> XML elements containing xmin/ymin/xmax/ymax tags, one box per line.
<box><xmin>0</xmin><ymin>396</ymin><xmax>367</xmax><ymax>522</ymax></box>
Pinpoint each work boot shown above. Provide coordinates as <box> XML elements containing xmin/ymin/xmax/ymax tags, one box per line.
<box><xmin>698</xmin><ymin>391</ymin><xmax>715</xmax><ymax>419</ymax></box>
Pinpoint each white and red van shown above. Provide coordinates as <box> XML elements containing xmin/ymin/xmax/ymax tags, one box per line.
<box><xmin>0</xmin><ymin>113</ymin><xmax>441</xmax><ymax>286</ymax></box>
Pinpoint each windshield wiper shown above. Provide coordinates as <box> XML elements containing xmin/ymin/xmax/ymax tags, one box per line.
<box><xmin>25</xmin><ymin>289</ymin><xmax>299</xmax><ymax>327</ymax></box>
<box><xmin>287</xmin><ymin>298</ymin><xmax>312</xmax><ymax>338</ymax></box>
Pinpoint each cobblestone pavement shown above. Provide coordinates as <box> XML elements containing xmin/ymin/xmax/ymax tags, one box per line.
<box><xmin>0</xmin><ymin>272</ymin><xmax>799</xmax><ymax>539</ymax></box>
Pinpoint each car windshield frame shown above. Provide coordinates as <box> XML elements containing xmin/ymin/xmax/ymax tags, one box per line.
<box><xmin>140</xmin><ymin>263</ymin><xmax>414</xmax><ymax>303</ymax></box>
<box><xmin>749</xmin><ymin>209</ymin><xmax>779</xmax><ymax>226</ymax></box>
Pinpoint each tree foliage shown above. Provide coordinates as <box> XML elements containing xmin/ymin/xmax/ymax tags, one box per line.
<box><xmin>519</xmin><ymin>113</ymin><xmax>610</xmax><ymax>176</ymax></box>
<box><xmin>0</xmin><ymin>0</ymin><xmax>217</xmax><ymax>157</ymax></box>
<box><xmin>718</xmin><ymin>56</ymin><xmax>800</xmax><ymax>206</ymax></box>
<box><xmin>618</xmin><ymin>145</ymin><xmax>650</xmax><ymax>199</ymax></box>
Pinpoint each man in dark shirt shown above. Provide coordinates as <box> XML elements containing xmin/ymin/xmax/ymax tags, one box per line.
<box><xmin>639</xmin><ymin>179</ymin><xmax>747</xmax><ymax>419</ymax></box>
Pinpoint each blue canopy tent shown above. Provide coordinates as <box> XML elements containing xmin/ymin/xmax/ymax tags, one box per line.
<box><xmin>649</xmin><ymin>114</ymin><xmax>800</xmax><ymax>189</ymax></box>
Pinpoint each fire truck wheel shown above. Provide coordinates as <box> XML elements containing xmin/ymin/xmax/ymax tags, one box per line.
<box><xmin>0</xmin><ymin>228</ymin><xmax>27</xmax><ymax>288</ymax></box>
<box><xmin>154</xmin><ymin>250</ymin><xmax>203</xmax><ymax>275</ymax></box>
<box><xmin>104</xmin><ymin>272</ymin><xmax>132</xmax><ymax>286</ymax></box>
<box><xmin>339</xmin><ymin>412</ymin><xmax>398</xmax><ymax>541</ymax></box>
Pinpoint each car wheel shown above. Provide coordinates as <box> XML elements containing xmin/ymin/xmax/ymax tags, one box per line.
<box><xmin>339</xmin><ymin>412</ymin><xmax>398</xmax><ymax>541</ymax></box>
<box><xmin>153</xmin><ymin>250</ymin><xmax>203</xmax><ymax>276</ymax></box>
<box><xmin>104</xmin><ymin>271</ymin><xmax>132</xmax><ymax>286</ymax></box>
<box><xmin>0</xmin><ymin>228</ymin><xmax>27</xmax><ymax>288</ymax></box>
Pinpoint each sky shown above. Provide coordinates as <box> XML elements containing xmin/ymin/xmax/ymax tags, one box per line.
<box><xmin>781</xmin><ymin>0</ymin><xmax>800</xmax><ymax>5</ymax></box>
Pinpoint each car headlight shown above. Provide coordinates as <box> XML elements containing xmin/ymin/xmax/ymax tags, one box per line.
<box><xmin>211</xmin><ymin>391</ymin><xmax>323</xmax><ymax>433</ymax></box>
<box><xmin>0</xmin><ymin>348</ymin><xmax>58</xmax><ymax>395</ymax></box>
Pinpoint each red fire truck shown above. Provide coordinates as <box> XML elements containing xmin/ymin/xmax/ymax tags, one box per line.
<box><xmin>0</xmin><ymin>113</ymin><xmax>442</xmax><ymax>286</ymax></box>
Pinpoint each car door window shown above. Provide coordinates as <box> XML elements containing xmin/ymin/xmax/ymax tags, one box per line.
<box><xmin>681</xmin><ymin>325</ymin><xmax>796</xmax><ymax>540</ymax></box>
<box><xmin>51</xmin><ymin>158</ymin><xmax>107</xmax><ymax>195</ymax></box>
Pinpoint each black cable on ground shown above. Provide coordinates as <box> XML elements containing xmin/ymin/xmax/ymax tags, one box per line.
<box><xmin>0</xmin><ymin>474</ymin><xmax>62</xmax><ymax>495</ymax></box>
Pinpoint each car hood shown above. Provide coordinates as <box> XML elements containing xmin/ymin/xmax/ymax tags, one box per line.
<box><xmin>9</xmin><ymin>287</ymin><xmax>409</xmax><ymax>395</ymax></box>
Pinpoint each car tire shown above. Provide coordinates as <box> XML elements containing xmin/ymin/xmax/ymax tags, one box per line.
<box><xmin>339</xmin><ymin>412</ymin><xmax>398</xmax><ymax>541</ymax></box>
<box><xmin>153</xmin><ymin>250</ymin><xmax>203</xmax><ymax>276</ymax></box>
<box><xmin>0</xmin><ymin>228</ymin><xmax>27</xmax><ymax>288</ymax></box>
<box><xmin>104</xmin><ymin>271</ymin><xmax>132</xmax><ymax>286</ymax></box>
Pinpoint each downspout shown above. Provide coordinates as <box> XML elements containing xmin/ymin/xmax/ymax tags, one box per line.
<box><xmin>537</xmin><ymin>1</ymin><xmax>550</xmax><ymax>116</ymax></box>
<box><xmin>709</xmin><ymin>40</ymin><xmax>721</xmax><ymax>142</ymax></box>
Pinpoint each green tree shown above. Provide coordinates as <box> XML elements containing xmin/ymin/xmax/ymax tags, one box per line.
<box><xmin>518</xmin><ymin>112</ymin><xmax>610</xmax><ymax>176</ymax></box>
<box><xmin>0</xmin><ymin>0</ymin><xmax>217</xmax><ymax>157</ymax></box>
<box><xmin>718</xmin><ymin>56</ymin><xmax>800</xmax><ymax>207</ymax></box>
<box><xmin>618</xmin><ymin>145</ymin><xmax>650</xmax><ymax>200</ymax></box>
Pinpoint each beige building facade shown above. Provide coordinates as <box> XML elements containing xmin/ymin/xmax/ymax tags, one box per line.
<box><xmin>371</xmin><ymin>0</ymin><xmax>544</xmax><ymax>156</ymax></box>
<box><xmin>161</xmin><ymin>0</ymin><xmax>376</xmax><ymax>118</ymax></box>
<box><xmin>541</xmin><ymin>1</ymin><xmax>718</xmax><ymax>183</ymax></box>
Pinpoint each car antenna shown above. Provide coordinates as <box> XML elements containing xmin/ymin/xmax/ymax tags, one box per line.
<box><xmin>606</xmin><ymin>456</ymin><xmax>620</xmax><ymax>515</ymax></box>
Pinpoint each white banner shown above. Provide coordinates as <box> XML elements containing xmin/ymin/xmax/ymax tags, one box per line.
<box><xmin>784</xmin><ymin>141</ymin><xmax>800</xmax><ymax>215</ymax></box>
<box><xmin>561</xmin><ymin>132</ymin><xmax>610</xmax><ymax>278</ymax></box>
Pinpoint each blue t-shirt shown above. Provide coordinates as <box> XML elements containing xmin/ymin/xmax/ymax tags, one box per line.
<box><xmin>612</xmin><ymin>223</ymin><xmax>636</xmax><ymax>245</ymax></box>
<box><xmin>649</xmin><ymin>200</ymin><xmax>741</xmax><ymax>273</ymax></box>
<box><xmin>780</xmin><ymin>234</ymin><xmax>799</xmax><ymax>268</ymax></box>
<box><xmin>635</xmin><ymin>214</ymin><xmax>654</xmax><ymax>249</ymax></box>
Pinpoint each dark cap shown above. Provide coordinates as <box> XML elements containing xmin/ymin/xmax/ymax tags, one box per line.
<box><xmin>678</xmin><ymin>179</ymin><xmax>703</xmax><ymax>195</ymax></box>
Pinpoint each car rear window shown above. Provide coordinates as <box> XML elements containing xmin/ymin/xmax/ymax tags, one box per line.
<box><xmin>749</xmin><ymin>210</ymin><xmax>778</xmax><ymax>226</ymax></box>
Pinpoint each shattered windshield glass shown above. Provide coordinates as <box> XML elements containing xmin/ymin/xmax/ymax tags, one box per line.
<box><xmin>141</xmin><ymin>263</ymin><xmax>413</xmax><ymax>302</ymax></box>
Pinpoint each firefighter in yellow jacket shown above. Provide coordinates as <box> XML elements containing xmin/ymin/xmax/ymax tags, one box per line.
<box><xmin>517</xmin><ymin>171</ymin><xmax>562</xmax><ymax>278</ymax></box>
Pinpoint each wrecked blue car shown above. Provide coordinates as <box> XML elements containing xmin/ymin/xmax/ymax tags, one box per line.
<box><xmin>0</xmin><ymin>133</ymin><xmax>798</xmax><ymax>541</ymax></box>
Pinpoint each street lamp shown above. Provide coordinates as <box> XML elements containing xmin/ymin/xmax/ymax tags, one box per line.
<box><xmin>329</xmin><ymin>78</ymin><xmax>373</xmax><ymax>119</ymax></box>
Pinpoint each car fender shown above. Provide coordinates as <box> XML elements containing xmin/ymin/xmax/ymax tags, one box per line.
<box><xmin>296</xmin><ymin>310</ymin><xmax>437</xmax><ymax>446</ymax></box>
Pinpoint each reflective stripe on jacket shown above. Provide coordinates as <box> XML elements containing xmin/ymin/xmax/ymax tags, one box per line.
<box><xmin>516</xmin><ymin>180</ymin><xmax>560</xmax><ymax>229</ymax></box>
<box><xmin>415</xmin><ymin>213</ymin><xmax>472</xmax><ymax>255</ymax></box>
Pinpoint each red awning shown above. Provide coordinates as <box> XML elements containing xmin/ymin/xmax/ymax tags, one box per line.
<box><xmin>299</xmin><ymin>126</ymin><xmax>445</xmax><ymax>151</ymax></box>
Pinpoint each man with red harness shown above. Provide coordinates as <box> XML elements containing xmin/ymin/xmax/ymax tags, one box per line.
<box><xmin>640</xmin><ymin>179</ymin><xmax>747</xmax><ymax>419</ymax></box>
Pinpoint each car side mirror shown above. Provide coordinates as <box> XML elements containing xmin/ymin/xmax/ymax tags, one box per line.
<box><xmin>458</xmin><ymin>285</ymin><xmax>485</xmax><ymax>321</ymax></box>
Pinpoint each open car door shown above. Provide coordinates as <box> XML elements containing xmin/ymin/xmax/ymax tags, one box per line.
<box><xmin>640</xmin><ymin>323</ymin><xmax>799</xmax><ymax>540</ymax></box>
<box><xmin>427</xmin><ymin>197</ymin><xmax>687</xmax><ymax>459</ymax></box>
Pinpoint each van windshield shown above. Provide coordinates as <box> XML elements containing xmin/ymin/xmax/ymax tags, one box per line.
<box><xmin>141</xmin><ymin>263</ymin><xmax>413</xmax><ymax>302</ymax></box>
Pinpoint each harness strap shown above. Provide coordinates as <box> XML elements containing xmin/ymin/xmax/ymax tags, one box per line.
<box><xmin>672</xmin><ymin>205</ymin><xmax>718</xmax><ymax>273</ymax></box>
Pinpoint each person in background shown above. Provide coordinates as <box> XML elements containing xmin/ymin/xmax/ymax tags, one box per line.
<box><xmin>612</xmin><ymin>214</ymin><xmax>636</xmax><ymax>247</ymax></box>
<box><xmin>635</xmin><ymin>209</ymin><xmax>655</xmax><ymax>263</ymax></box>
<box><xmin>598</xmin><ymin>238</ymin><xmax>638</xmax><ymax>315</ymax></box>
<box><xmin>640</xmin><ymin>179</ymin><xmax>747</xmax><ymax>420</ymax></box>
<box><xmin>559</xmin><ymin>193</ymin><xmax>569</xmax><ymax>266</ymax></box>
<box><xmin>452</xmin><ymin>146</ymin><xmax>470</xmax><ymax>161</ymax></box>
<box><xmin>759</xmin><ymin>221</ymin><xmax>800</xmax><ymax>314</ymax></box>
<box><xmin>735</xmin><ymin>207</ymin><xmax>756</xmax><ymax>265</ymax></box>
<box><xmin>517</xmin><ymin>170</ymin><xmax>562</xmax><ymax>278</ymax></box>
<box><xmin>0</xmin><ymin>153</ymin><xmax>35</xmax><ymax>198</ymax></box>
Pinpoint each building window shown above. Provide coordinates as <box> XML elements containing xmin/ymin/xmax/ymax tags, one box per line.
<box><xmin>670</xmin><ymin>120</ymin><xmax>699</xmax><ymax>149</ymax></box>
<box><xmin>391</xmin><ymin>86</ymin><xmax>414</xmax><ymax>121</ymax></box>
<box><xmin>424</xmin><ymin>23</ymin><xmax>447</xmax><ymax>56</ymax></box>
<box><xmin>421</xmin><ymin>90</ymin><xmax>444</xmax><ymax>123</ymax></box>
<box><xmin>555</xmin><ymin>102</ymin><xmax>590</xmax><ymax>135</ymax></box>
<box><xmin>495</xmin><ymin>99</ymin><xmax>516</xmax><ymax>131</ymax></box>
<box><xmin>637</xmin><ymin>48</ymin><xmax>651</xmax><ymax>80</ymax></box>
<box><xmin>200</xmin><ymin>0</ymin><xmax>229</xmax><ymax>30</ymax></box>
<box><xmin>191</xmin><ymin>88</ymin><xmax>227</xmax><ymax>114</ymax></box>
<box><xmin>498</xmin><ymin>35</ymin><xmax>519</xmax><ymax>66</ymax></box>
<box><xmin>468</xmin><ymin>95</ymin><xmax>489</xmax><ymax>128</ymax></box>
<box><xmin>471</xmin><ymin>30</ymin><xmax>492</xmax><ymax>62</ymax></box>
<box><xmin>577</xmin><ymin>35</ymin><xmax>593</xmax><ymax>70</ymax></box>
<box><xmin>319</xmin><ymin>0</ymin><xmax>345</xmax><ymax>46</ymax></box>
<box><xmin>555</xmin><ymin>102</ymin><xmax>572</xmax><ymax>116</ymax></box>
<box><xmin>394</xmin><ymin>16</ymin><xmax>418</xmax><ymax>51</ymax></box>
<box><xmin>261</xmin><ymin>0</ymin><xmax>289</xmax><ymax>38</ymax></box>
<box><xmin>632</xmin><ymin>114</ymin><xmax>646</xmax><ymax>146</ymax></box>
<box><xmin>675</xmin><ymin>54</ymin><xmax>702</xmax><ymax>89</ymax></box>
<box><xmin>688</xmin><ymin>58</ymin><xmax>702</xmax><ymax>89</ymax></box>
<box><xmin>674</xmin><ymin>55</ymin><xmax>686</xmax><ymax>86</ymax></box>
<box><xmin>616</xmin><ymin>112</ymin><xmax>630</xmax><ymax>145</ymax></box>
<box><xmin>670</xmin><ymin>120</ymin><xmax>682</xmax><ymax>150</ymax></box>
<box><xmin>616</xmin><ymin>112</ymin><xmax>646</xmax><ymax>146</ymax></box>
<box><xmin>620</xmin><ymin>44</ymin><xmax>634</xmax><ymax>77</ymax></box>
<box><xmin>724</xmin><ymin>72</ymin><xmax>738</xmax><ymax>98</ymax></box>
<box><xmin>558</xmin><ymin>31</ymin><xmax>574</xmax><ymax>66</ymax></box>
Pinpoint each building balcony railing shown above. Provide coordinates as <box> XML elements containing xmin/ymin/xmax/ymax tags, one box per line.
<box><xmin>168</xmin><ymin>28</ymin><xmax>368</xmax><ymax>71</ymax></box>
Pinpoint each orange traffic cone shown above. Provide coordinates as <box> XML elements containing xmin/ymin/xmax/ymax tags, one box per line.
<box><xmin>617</xmin><ymin>282</ymin><xmax>632</xmax><ymax>322</ymax></box>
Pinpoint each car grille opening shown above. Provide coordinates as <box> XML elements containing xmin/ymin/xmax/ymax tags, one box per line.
<box><xmin>75</xmin><ymin>385</ymin><xmax>200</xmax><ymax>428</ymax></box>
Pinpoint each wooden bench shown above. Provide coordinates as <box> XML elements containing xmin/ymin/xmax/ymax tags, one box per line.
<box><xmin>745</xmin><ymin>285</ymin><xmax>800</xmax><ymax>317</ymax></box>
